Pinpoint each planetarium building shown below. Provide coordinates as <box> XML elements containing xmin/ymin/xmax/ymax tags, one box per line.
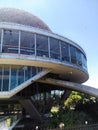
<box><xmin>0</xmin><ymin>8</ymin><xmax>89</xmax><ymax>129</ymax></box>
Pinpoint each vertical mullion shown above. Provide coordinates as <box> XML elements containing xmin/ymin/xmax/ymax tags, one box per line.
<box><xmin>34</xmin><ymin>34</ymin><xmax>36</xmax><ymax>56</ymax></box>
<box><xmin>69</xmin><ymin>44</ymin><xmax>71</xmax><ymax>62</ymax></box>
<box><xmin>18</xmin><ymin>31</ymin><xmax>21</xmax><ymax>54</ymax></box>
<box><xmin>48</xmin><ymin>37</ymin><xmax>50</xmax><ymax>58</ymax></box>
<box><xmin>9</xmin><ymin>66</ymin><xmax>11</xmax><ymax>91</ymax></box>
<box><xmin>1</xmin><ymin>65</ymin><xmax>4</xmax><ymax>91</ymax></box>
<box><xmin>59</xmin><ymin>41</ymin><xmax>62</xmax><ymax>61</ymax></box>
<box><xmin>16</xmin><ymin>67</ymin><xmax>18</xmax><ymax>86</ymax></box>
<box><xmin>1</xmin><ymin>29</ymin><xmax>4</xmax><ymax>53</ymax></box>
<box><xmin>24</xmin><ymin>66</ymin><xmax>26</xmax><ymax>81</ymax></box>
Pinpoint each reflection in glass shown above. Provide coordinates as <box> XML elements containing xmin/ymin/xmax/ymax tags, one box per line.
<box><xmin>25</xmin><ymin>66</ymin><xmax>31</xmax><ymax>81</ymax></box>
<box><xmin>32</xmin><ymin>67</ymin><xmax>36</xmax><ymax>77</ymax></box>
<box><xmin>76</xmin><ymin>49</ymin><xmax>82</xmax><ymax>66</ymax></box>
<box><xmin>82</xmin><ymin>54</ymin><xmax>87</xmax><ymax>70</ymax></box>
<box><xmin>0</xmin><ymin>29</ymin><xmax>2</xmax><ymax>52</ymax></box>
<box><xmin>0</xmin><ymin>28</ymin><xmax>88</xmax><ymax>72</ymax></box>
<box><xmin>36</xmin><ymin>34</ymin><xmax>48</xmax><ymax>57</ymax></box>
<box><xmin>21</xmin><ymin>31</ymin><xmax>35</xmax><ymax>55</ymax></box>
<box><xmin>10</xmin><ymin>68</ymin><xmax>17</xmax><ymax>90</ymax></box>
<box><xmin>3</xmin><ymin>67</ymin><xmax>9</xmax><ymax>91</ymax></box>
<box><xmin>50</xmin><ymin>37</ymin><xmax>60</xmax><ymax>60</ymax></box>
<box><xmin>18</xmin><ymin>67</ymin><xmax>24</xmax><ymax>85</ymax></box>
<box><xmin>3</xmin><ymin>29</ymin><xmax>19</xmax><ymax>53</ymax></box>
<box><xmin>70</xmin><ymin>45</ymin><xmax>77</xmax><ymax>64</ymax></box>
<box><xmin>61</xmin><ymin>41</ymin><xmax>70</xmax><ymax>62</ymax></box>
<box><xmin>0</xmin><ymin>68</ymin><xmax>2</xmax><ymax>91</ymax></box>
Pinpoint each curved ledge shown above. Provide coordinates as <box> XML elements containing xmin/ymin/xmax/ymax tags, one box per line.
<box><xmin>0</xmin><ymin>53</ymin><xmax>89</xmax><ymax>83</ymax></box>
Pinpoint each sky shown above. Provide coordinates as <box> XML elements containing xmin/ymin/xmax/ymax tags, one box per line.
<box><xmin>0</xmin><ymin>0</ymin><xmax>97</xmax><ymax>88</ymax></box>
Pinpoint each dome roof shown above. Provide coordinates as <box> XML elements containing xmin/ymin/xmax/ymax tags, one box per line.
<box><xmin>0</xmin><ymin>8</ymin><xmax>51</xmax><ymax>31</ymax></box>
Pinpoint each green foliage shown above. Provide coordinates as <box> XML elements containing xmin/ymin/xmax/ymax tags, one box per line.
<box><xmin>59</xmin><ymin>108</ymin><xmax>92</xmax><ymax>127</ymax></box>
<box><xmin>47</xmin><ymin>106</ymin><xmax>93</xmax><ymax>128</ymax></box>
<box><xmin>64</xmin><ymin>91</ymin><xmax>82</xmax><ymax>109</ymax></box>
<box><xmin>64</xmin><ymin>91</ymin><xmax>97</xmax><ymax>109</ymax></box>
<box><xmin>46</xmin><ymin>91</ymin><xmax>97</xmax><ymax>128</ymax></box>
<box><xmin>77</xmin><ymin>92</ymin><xmax>97</xmax><ymax>104</ymax></box>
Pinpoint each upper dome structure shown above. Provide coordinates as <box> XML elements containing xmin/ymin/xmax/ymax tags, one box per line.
<box><xmin>0</xmin><ymin>8</ymin><xmax>51</xmax><ymax>31</ymax></box>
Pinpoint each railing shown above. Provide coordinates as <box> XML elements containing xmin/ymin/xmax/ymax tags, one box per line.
<box><xmin>47</xmin><ymin>124</ymin><xmax>98</xmax><ymax>130</ymax></box>
<box><xmin>0</xmin><ymin>114</ymin><xmax>21</xmax><ymax>130</ymax></box>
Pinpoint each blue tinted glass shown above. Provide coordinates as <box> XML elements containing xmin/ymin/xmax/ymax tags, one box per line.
<box><xmin>10</xmin><ymin>68</ymin><xmax>17</xmax><ymax>90</ymax></box>
<box><xmin>0</xmin><ymin>68</ymin><xmax>2</xmax><ymax>91</ymax></box>
<box><xmin>50</xmin><ymin>38</ymin><xmax>60</xmax><ymax>60</ymax></box>
<box><xmin>32</xmin><ymin>67</ymin><xmax>36</xmax><ymax>76</ymax></box>
<box><xmin>36</xmin><ymin>34</ymin><xmax>48</xmax><ymax>57</ymax></box>
<box><xmin>3</xmin><ymin>29</ymin><xmax>19</xmax><ymax>53</ymax></box>
<box><xmin>76</xmin><ymin>49</ymin><xmax>82</xmax><ymax>66</ymax></box>
<box><xmin>18</xmin><ymin>67</ymin><xmax>24</xmax><ymax>85</ymax></box>
<box><xmin>25</xmin><ymin>66</ymin><xmax>31</xmax><ymax>81</ymax></box>
<box><xmin>3</xmin><ymin>67</ymin><xmax>9</xmax><ymax>91</ymax></box>
<box><xmin>70</xmin><ymin>45</ymin><xmax>77</xmax><ymax>64</ymax></box>
<box><xmin>61</xmin><ymin>41</ymin><xmax>70</xmax><ymax>62</ymax></box>
<box><xmin>21</xmin><ymin>32</ymin><xmax>35</xmax><ymax>55</ymax></box>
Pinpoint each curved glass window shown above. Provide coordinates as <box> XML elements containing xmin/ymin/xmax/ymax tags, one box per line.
<box><xmin>61</xmin><ymin>41</ymin><xmax>70</xmax><ymax>62</ymax></box>
<box><xmin>10</xmin><ymin>67</ymin><xmax>18</xmax><ymax>90</ymax></box>
<box><xmin>0</xmin><ymin>66</ymin><xmax>2</xmax><ymax>91</ymax></box>
<box><xmin>21</xmin><ymin>31</ymin><xmax>35</xmax><ymax>55</ymax></box>
<box><xmin>3</xmin><ymin>29</ymin><xmax>19</xmax><ymax>53</ymax></box>
<box><xmin>31</xmin><ymin>67</ymin><xmax>36</xmax><ymax>76</ymax></box>
<box><xmin>0</xmin><ymin>28</ymin><xmax>88</xmax><ymax>71</ymax></box>
<box><xmin>36</xmin><ymin>34</ymin><xmax>48</xmax><ymax>57</ymax></box>
<box><xmin>70</xmin><ymin>45</ymin><xmax>77</xmax><ymax>64</ymax></box>
<box><xmin>2</xmin><ymin>66</ymin><xmax>9</xmax><ymax>91</ymax></box>
<box><xmin>76</xmin><ymin>49</ymin><xmax>82</xmax><ymax>66</ymax></box>
<box><xmin>24</xmin><ymin>66</ymin><xmax>31</xmax><ymax>81</ymax></box>
<box><xmin>18</xmin><ymin>66</ymin><xmax>24</xmax><ymax>85</ymax></box>
<box><xmin>82</xmin><ymin>54</ymin><xmax>87</xmax><ymax>70</ymax></box>
<box><xmin>50</xmin><ymin>37</ymin><xmax>60</xmax><ymax>60</ymax></box>
<box><xmin>0</xmin><ymin>29</ymin><xmax>2</xmax><ymax>52</ymax></box>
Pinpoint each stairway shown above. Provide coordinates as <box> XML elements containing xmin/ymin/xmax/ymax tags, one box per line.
<box><xmin>0</xmin><ymin>69</ymin><xmax>50</xmax><ymax>98</ymax></box>
<box><xmin>19</xmin><ymin>99</ymin><xmax>42</xmax><ymax>121</ymax></box>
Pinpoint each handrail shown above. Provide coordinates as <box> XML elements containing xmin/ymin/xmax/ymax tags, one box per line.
<box><xmin>47</xmin><ymin>124</ymin><xmax>98</xmax><ymax>130</ymax></box>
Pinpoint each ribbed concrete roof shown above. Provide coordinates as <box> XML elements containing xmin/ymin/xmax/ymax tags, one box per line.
<box><xmin>0</xmin><ymin>8</ymin><xmax>51</xmax><ymax>31</ymax></box>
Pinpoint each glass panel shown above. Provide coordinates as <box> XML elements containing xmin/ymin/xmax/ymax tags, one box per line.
<box><xmin>37</xmin><ymin>67</ymin><xmax>42</xmax><ymax>73</ymax></box>
<box><xmin>61</xmin><ymin>41</ymin><xmax>70</xmax><ymax>62</ymax></box>
<box><xmin>0</xmin><ymin>68</ymin><xmax>2</xmax><ymax>91</ymax></box>
<box><xmin>36</xmin><ymin>34</ymin><xmax>48</xmax><ymax>57</ymax></box>
<box><xmin>76</xmin><ymin>49</ymin><xmax>82</xmax><ymax>66</ymax></box>
<box><xmin>20</xmin><ymin>31</ymin><xmax>35</xmax><ymax>55</ymax></box>
<box><xmin>0</xmin><ymin>29</ymin><xmax>2</xmax><ymax>52</ymax></box>
<box><xmin>50</xmin><ymin>37</ymin><xmax>60</xmax><ymax>60</ymax></box>
<box><xmin>25</xmin><ymin>66</ymin><xmax>31</xmax><ymax>81</ymax></box>
<box><xmin>2</xmin><ymin>66</ymin><xmax>9</xmax><ymax>91</ymax></box>
<box><xmin>70</xmin><ymin>45</ymin><xmax>77</xmax><ymax>64</ymax></box>
<box><xmin>10</xmin><ymin>67</ymin><xmax>18</xmax><ymax>90</ymax></box>
<box><xmin>18</xmin><ymin>67</ymin><xmax>24</xmax><ymax>85</ymax></box>
<box><xmin>32</xmin><ymin>67</ymin><xmax>36</xmax><ymax>76</ymax></box>
<box><xmin>82</xmin><ymin>54</ymin><xmax>87</xmax><ymax>70</ymax></box>
<box><xmin>3</xmin><ymin>29</ymin><xmax>19</xmax><ymax>53</ymax></box>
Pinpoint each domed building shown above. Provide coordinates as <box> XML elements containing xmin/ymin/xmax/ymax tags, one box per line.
<box><xmin>0</xmin><ymin>8</ymin><xmax>89</xmax><ymax>129</ymax></box>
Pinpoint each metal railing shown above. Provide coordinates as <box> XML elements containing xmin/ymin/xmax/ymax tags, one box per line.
<box><xmin>47</xmin><ymin>124</ymin><xmax>98</xmax><ymax>130</ymax></box>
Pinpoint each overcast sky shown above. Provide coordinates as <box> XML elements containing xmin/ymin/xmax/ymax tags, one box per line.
<box><xmin>0</xmin><ymin>0</ymin><xmax>98</xmax><ymax>88</ymax></box>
